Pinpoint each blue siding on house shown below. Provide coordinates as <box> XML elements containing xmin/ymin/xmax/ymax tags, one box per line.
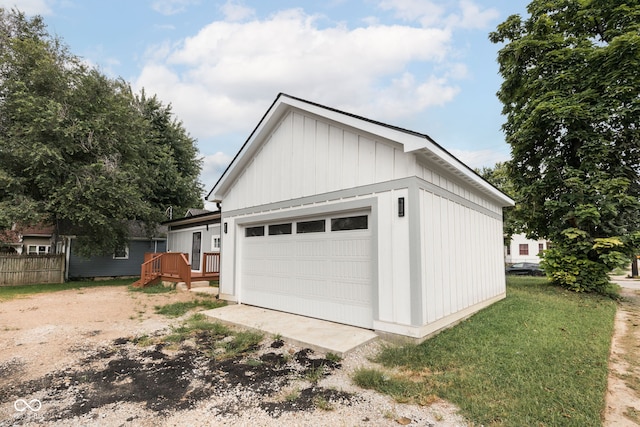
<box><xmin>68</xmin><ymin>239</ymin><xmax>166</xmax><ymax>279</ymax></box>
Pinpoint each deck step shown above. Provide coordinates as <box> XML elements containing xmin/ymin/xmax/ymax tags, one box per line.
<box><xmin>176</xmin><ymin>280</ymin><xmax>211</xmax><ymax>291</ymax></box>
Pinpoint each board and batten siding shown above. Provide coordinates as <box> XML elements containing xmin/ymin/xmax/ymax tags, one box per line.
<box><xmin>419</xmin><ymin>188</ymin><xmax>505</xmax><ymax>325</ymax></box>
<box><xmin>167</xmin><ymin>224</ymin><xmax>221</xmax><ymax>254</ymax></box>
<box><xmin>223</xmin><ymin>111</ymin><xmax>416</xmax><ymax>212</ymax></box>
<box><xmin>414</xmin><ymin>159</ymin><xmax>504</xmax><ymax>216</ymax></box>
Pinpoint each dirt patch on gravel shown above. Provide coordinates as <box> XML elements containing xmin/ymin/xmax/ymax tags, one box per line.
<box><xmin>0</xmin><ymin>285</ymin><xmax>466</xmax><ymax>426</ymax></box>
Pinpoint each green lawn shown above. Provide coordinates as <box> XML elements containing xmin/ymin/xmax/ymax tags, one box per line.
<box><xmin>0</xmin><ymin>278</ymin><xmax>134</xmax><ymax>300</ymax></box>
<box><xmin>354</xmin><ymin>277</ymin><xmax>618</xmax><ymax>426</ymax></box>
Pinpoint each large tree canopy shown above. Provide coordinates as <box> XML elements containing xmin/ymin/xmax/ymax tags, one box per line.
<box><xmin>476</xmin><ymin>161</ymin><xmax>522</xmax><ymax>241</ymax></box>
<box><xmin>490</xmin><ymin>0</ymin><xmax>640</xmax><ymax>292</ymax></box>
<box><xmin>0</xmin><ymin>9</ymin><xmax>203</xmax><ymax>255</ymax></box>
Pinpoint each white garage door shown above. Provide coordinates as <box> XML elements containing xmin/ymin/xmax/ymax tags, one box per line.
<box><xmin>240</xmin><ymin>212</ymin><xmax>373</xmax><ymax>328</ymax></box>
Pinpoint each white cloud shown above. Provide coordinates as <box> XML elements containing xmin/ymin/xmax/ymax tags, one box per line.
<box><xmin>219</xmin><ymin>0</ymin><xmax>255</xmax><ymax>22</ymax></box>
<box><xmin>151</xmin><ymin>0</ymin><xmax>199</xmax><ymax>16</ymax></box>
<box><xmin>0</xmin><ymin>0</ymin><xmax>53</xmax><ymax>15</ymax></box>
<box><xmin>377</xmin><ymin>0</ymin><xmax>499</xmax><ymax>30</ymax></box>
<box><xmin>449</xmin><ymin>148</ymin><xmax>510</xmax><ymax>170</ymax></box>
<box><xmin>201</xmin><ymin>151</ymin><xmax>233</xmax><ymax>188</ymax></box>
<box><xmin>446</xmin><ymin>0</ymin><xmax>499</xmax><ymax>30</ymax></box>
<box><xmin>377</xmin><ymin>0</ymin><xmax>446</xmax><ymax>27</ymax></box>
<box><xmin>135</xmin><ymin>6</ymin><xmax>460</xmax><ymax>141</ymax></box>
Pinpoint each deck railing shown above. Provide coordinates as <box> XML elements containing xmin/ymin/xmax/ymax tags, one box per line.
<box><xmin>202</xmin><ymin>252</ymin><xmax>220</xmax><ymax>276</ymax></box>
<box><xmin>134</xmin><ymin>252</ymin><xmax>220</xmax><ymax>289</ymax></box>
<box><xmin>136</xmin><ymin>252</ymin><xmax>190</xmax><ymax>288</ymax></box>
<box><xmin>136</xmin><ymin>252</ymin><xmax>220</xmax><ymax>289</ymax></box>
<box><xmin>137</xmin><ymin>253</ymin><xmax>163</xmax><ymax>287</ymax></box>
<box><xmin>161</xmin><ymin>252</ymin><xmax>192</xmax><ymax>289</ymax></box>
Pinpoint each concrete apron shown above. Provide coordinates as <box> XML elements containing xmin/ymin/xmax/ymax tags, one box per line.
<box><xmin>201</xmin><ymin>304</ymin><xmax>379</xmax><ymax>356</ymax></box>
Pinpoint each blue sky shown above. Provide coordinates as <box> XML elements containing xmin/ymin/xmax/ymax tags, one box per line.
<box><xmin>4</xmin><ymin>0</ymin><xmax>529</xmax><ymax>201</ymax></box>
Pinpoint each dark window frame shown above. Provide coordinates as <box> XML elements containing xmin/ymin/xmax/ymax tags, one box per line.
<box><xmin>331</xmin><ymin>215</ymin><xmax>368</xmax><ymax>231</ymax></box>
<box><xmin>296</xmin><ymin>219</ymin><xmax>326</xmax><ymax>234</ymax></box>
<box><xmin>245</xmin><ymin>226</ymin><xmax>265</xmax><ymax>237</ymax></box>
<box><xmin>268</xmin><ymin>223</ymin><xmax>292</xmax><ymax>235</ymax></box>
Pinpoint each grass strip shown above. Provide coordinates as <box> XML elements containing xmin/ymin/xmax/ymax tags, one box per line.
<box><xmin>159</xmin><ymin>313</ymin><xmax>263</xmax><ymax>359</ymax></box>
<box><xmin>354</xmin><ymin>277</ymin><xmax>617</xmax><ymax>426</ymax></box>
<box><xmin>155</xmin><ymin>298</ymin><xmax>226</xmax><ymax>317</ymax></box>
<box><xmin>0</xmin><ymin>278</ymin><xmax>133</xmax><ymax>300</ymax></box>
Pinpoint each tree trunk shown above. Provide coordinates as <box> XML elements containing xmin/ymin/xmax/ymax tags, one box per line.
<box><xmin>632</xmin><ymin>254</ymin><xmax>639</xmax><ymax>278</ymax></box>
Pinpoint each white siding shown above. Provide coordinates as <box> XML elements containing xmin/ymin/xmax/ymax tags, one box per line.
<box><xmin>167</xmin><ymin>224</ymin><xmax>220</xmax><ymax>270</ymax></box>
<box><xmin>167</xmin><ymin>224</ymin><xmax>221</xmax><ymax>267</ymax></box>
<box><xmin>222</xmin><ymin>111</ymin><xmax>411</xmax><ymax>212</ymax></box>
<box><xmin>376</xmin><ymin>188</ymin><xmax>411</xmax><ymax>326</ymax></box>
<box><xmin>419</xmin><ymin>188</ymin><xmax>505</xmax><ymax>324</ymax></box>
<box><xmin>414</xmin><ymin>160</ymin><xmax>504</xmax><ymax>217</ymax></box>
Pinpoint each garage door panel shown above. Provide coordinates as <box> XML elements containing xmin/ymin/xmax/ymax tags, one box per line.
<box><xmin>241</xmin><ymin>213</ymin><xmax>373</xmax><ymax>328</ymax></box>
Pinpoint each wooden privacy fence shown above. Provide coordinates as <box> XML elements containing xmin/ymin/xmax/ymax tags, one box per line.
<box><xmin>0</xmin><ymin>254</ymin><xmax>65</xmax><ymax>286</ymax></box>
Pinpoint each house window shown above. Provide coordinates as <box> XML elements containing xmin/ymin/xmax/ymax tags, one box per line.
<box><xmin>113</xmin><ymin>245</ymin><xmax>129</xmax><ymax>260</ymax></box>
<box><xmin>538</xmin><ymin>243</ymin><xmax>544</xmax><ymax>254</ymax></box>
<box><xmin>519</xmin><ymin>244</ymin><xmax>529</xmax><ymax>256</ymax></box>
<box><xmin>506</xmin><ymin>245</ymin><xmax>511</xmax><ymax>255</ymax></box>
<box><xmin>331</xmin><ymin>215</ymin><xmax>368</xmax><ymax>231</ymax></box>
<box><xmin>268</xmin><ymin>223</ymin><xmax>292</xmax><ymax>235</ymax></box>
<box><xmin>28</xmin><ymin>245</ymin><xmax>50</xmax><ymax>255</ymax></box>
<box><xmin>296</xmin><ymin>220</ymin><xmax>325</xmax><ymax>234</ymax></box>
<box><xmin>212</xmin><ymin>236</ymin><xmax>221</xmax><ymax>250</ymax></box>
<box><xmin>245</xmin><ymin>226</ymin><xmax>265</xmax><ymax>237</ymax></box>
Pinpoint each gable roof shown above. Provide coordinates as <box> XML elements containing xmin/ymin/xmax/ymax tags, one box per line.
<box><xmin>207</xmin><ymin>93</ymin><xmax>513</xmax><ymax>207</ymax></box>
<box><xmin>185</xmin><ymin>208</ymin><xmax>211</xmax><ymax>217</ymax></box>
<box><xmin>18</xmin><ymin>223</ymin><xmax>55</xmax><ymax>237</ymax></box>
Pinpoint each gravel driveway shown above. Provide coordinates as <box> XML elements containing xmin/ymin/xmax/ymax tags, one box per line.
<box><xmin>0</xmin><ymin>286</ymin><xmax>466</xmax><ymax>426</ymax></box>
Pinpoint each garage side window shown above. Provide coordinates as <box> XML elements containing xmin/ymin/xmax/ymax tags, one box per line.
<box><xmin>268</xmin><ymin>223</ymin><xmax>292</xmax><ymax>235</ymax></box>
<box><xmin>331</xmin><ymin>215</ymin><xmax>368</xmax><ymax>231</ymax></box>
<box><xmin>296</xmin><ymin>219</ymin><xmax>325</xmax><ymax>234</ymax></box>
<box><xmin>245</xmin><ymin>226</ymin><xmax>265</xmax><ymax>237</ymax></box>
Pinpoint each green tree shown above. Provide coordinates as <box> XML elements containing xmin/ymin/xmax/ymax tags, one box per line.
<box><xmin>476</xmin><ymin>161</ymin><xmax>521</xmax><ymax>242</ymax></box>
<box><xmin>490</xmin><ymin>1</ymin><xmax>640</xmax><ymax>293</ymax></box>
<box><xmin>0</xmin><ymin>8</ymin><xmax>203</xmax><ymax>255</ymax></box>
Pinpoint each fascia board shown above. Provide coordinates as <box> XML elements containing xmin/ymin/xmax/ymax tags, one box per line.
<box><xmin>410</xmin><ymin>145</ymin><xmax>515</xmax><ymax>207</ymax></box>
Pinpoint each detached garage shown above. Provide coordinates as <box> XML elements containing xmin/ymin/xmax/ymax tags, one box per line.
<box><xmin>207</xmin><ymin>93</ymin><xmax>514</xmax><ymax>341</ymax></box>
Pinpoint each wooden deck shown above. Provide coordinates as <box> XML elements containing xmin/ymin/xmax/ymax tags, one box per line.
<box><xmin>132</xmin><ymin>252</ymin><xmax>220</xmax><ymax>289</ymax></box>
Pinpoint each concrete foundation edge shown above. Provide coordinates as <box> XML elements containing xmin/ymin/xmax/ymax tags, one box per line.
<box><xmin>373</xmin><ymin>293</ymin><xmax>507</xmax><ymax>344</ymax></box>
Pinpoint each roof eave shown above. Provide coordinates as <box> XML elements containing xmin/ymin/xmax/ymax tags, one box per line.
<box><xmin>207</xmin><ymin>93</ymin><xmax>514</xmax><ymax>208</ymax></box>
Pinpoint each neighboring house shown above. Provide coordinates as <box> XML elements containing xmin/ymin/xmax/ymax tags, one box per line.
<box><xmin>19</xmin><ymin>224</ymin><xmax>55</xmax><ymax>255</ymax></box>
<box><xmin>163</xmin><ymin>209</ymin><xmax>221</xmax><ymax>273</ymax></box>
<box><xmin>57</xmin><ymin>221</ymin><xmax>167</xmax><ymax>280</ymax></box>
<box><xmin>0</xmin><ymin>223</ymin><xmax>54</xmax><ymax>255</ymax></box>
<box><xmin>207</xmin><ymin>93</ymin><xmax>514</xmax><ymax>341</ymax></box>
<box><xmin>505</xmin><ymin>233</ymin><xmax>550</xmax><ymax>264</ymax></box>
